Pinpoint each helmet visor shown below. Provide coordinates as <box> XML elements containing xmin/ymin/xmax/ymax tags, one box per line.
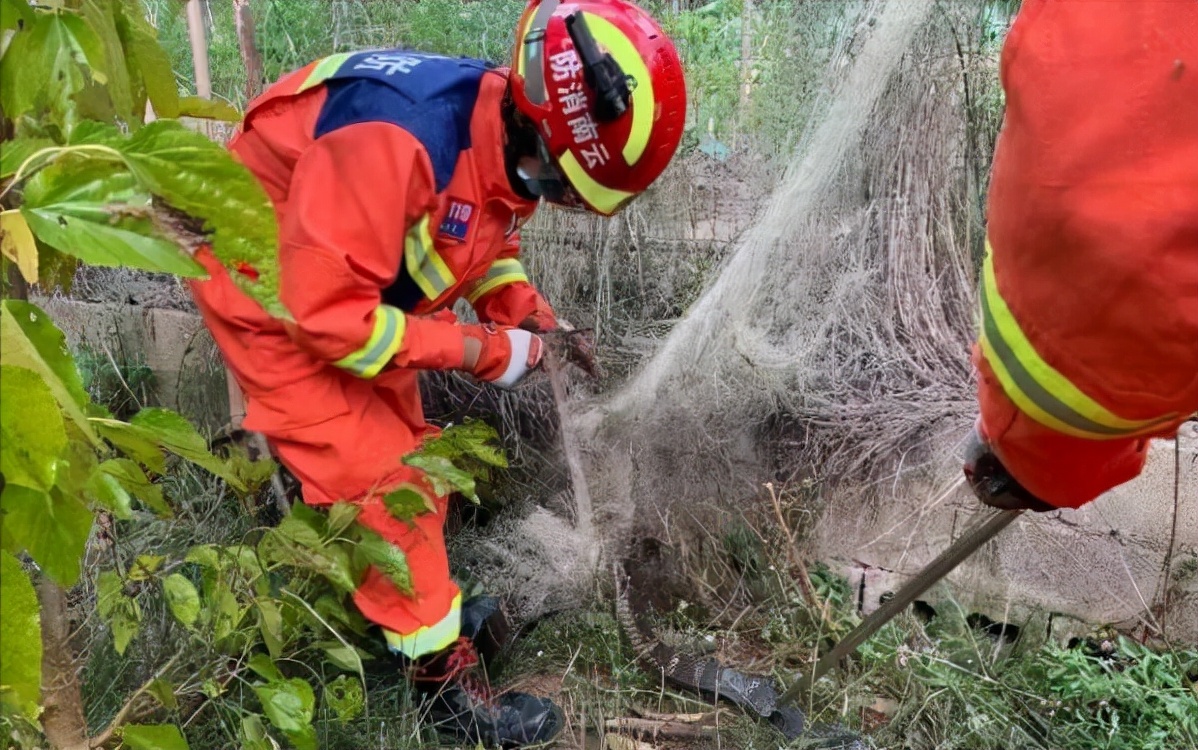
<box><xmin>518</xmin><ymin>137</ymin><xmax>585</xmax><ymax>209</ymax></box>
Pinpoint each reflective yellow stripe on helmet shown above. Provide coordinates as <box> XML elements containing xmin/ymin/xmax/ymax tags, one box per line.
<box><xmin>298</xmin><ymin>52</ymin><xmax>353</xmax><ymax>92</ymax></box>
<box><xmin>466</xmin><ymin>258</ymin><xmax>529</xmax><ymax>303</ymax></box>
<box><xmin>978</xmin><ymin>242</ymin><xmax>1176</xmax><ymax>439</ymax></box>
<box><xmin>334</xmin><ymin>304</ymin><xmax>406</xmax><ymax>378</ymax></box>
<box><xmin>383</xmin><ymin>592</ymin><xmax>462</xmax><ymax>659</ymax></box>
<box><xmin>558</xmin><ymin>151</ymin><xmax>635</xmax><ymax>215</ymax></box>
<box><xmin>405</xmin><ymin>215</ymin><xmax>456</xmax><ymax>301</ymax></box>
<box><xmin>581</xmin><ymin>12</ymin><xmax>654</xmax><ymax>166</ymax></box>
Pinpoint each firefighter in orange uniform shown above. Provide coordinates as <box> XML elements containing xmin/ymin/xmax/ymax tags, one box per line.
<box><xmin>965</xmin><ymin>1</ymin><xmax>1198</xmax><ymax>511</ymax></box>
<box><xmin>189</xmin><ymin>1</ymin><xmax>685</xmax><ymax>744</ymax></box>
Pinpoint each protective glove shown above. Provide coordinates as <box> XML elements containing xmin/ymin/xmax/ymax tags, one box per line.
<box><xmin>963</xmin><ymin>426</ymin><xmax>1056</xmax><ymax>512</ymax></box>
<box><xmin>461</xmin><ymin>324</ymin><xmax>543</xmax><ymax>389</ymax></box>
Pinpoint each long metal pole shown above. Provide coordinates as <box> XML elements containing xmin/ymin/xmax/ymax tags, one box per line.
<box><xmin>779</xmin><ymin>507</ymin><xmax>1024</xmax><ymax>706</ymax></box>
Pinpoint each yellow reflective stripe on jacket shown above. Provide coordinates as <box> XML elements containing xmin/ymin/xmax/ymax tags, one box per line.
<box><xmin>978</xmin><ymin>243</ymin><xmax>1175</xmax><ymax>439</ymax></box>
<box><xmin>466</xmin><ymin>258</ymin><xmax>529</xmax><ymax>303</ymax></box>
<box><xmin>383</xmin><ymin>592</ymin><xmax>462</xmax><ymax>659</ymax></box>
<box><xmin>404</xmin><ymin>215</ymin><xmax>456</xmax><ymax>300</ymax></box>
<box><xmin>333</xmin><ymin>304</ymin><xmax>405</xmax><ymax>378</ymax></box>
<box><xmin>298</xmin><ymin>52</ymin><xmax>353</xmax><ymax>93</ymax></box>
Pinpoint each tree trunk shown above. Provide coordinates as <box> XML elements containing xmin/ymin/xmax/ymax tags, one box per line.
<box><xmin>233</xmin><ymin>0</ymin><xmax>264</xmax><ymax>103</ymax></box>
<box><xmin>185</xmin><ymin>0</ymin><xmax>212</xmax><ymax>99</ymax></box>
<box><xmin>38</xmin><ymin>579</ymin><xmax>89</xmax><ymax>750</ymax></box>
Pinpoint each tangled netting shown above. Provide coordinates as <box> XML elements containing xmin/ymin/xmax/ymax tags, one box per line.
<box><xmin>445</xmin><ymin>0</ymin><xmax>1011</xmax><ymax>622</ymax></box>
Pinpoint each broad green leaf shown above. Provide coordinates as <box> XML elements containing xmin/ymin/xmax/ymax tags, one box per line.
<box><xmin>120</xmin><ymin>121</ymin><xmax>283</xmax><ymax>316</ymax></box>
<box><xmin>258</xmin><ymin>530</ymin><xmax>356</xmax><ymax>594</ymax></box>
<box><xmin>146</xmin><ymin>678</ymin><xmax>178</xmax><ymax>710</ymax></box>
<box><xmin>113</xmin><ymin>0</ymin><xmax>180</xmax><ymax>118</ymax></box>
<box><xmin>0</xmin><ymin>0</ymin><xmax>34</xmax><ymax>33</ymax></box>
<box><xmin>323</xmin><ymin>675</ymin><xmax>365</xmax><ymax>724</ymax></box>
<box><xmin>177</xmin><ymin>95</ymin><xmax>242</xmax><ymax>123</ymax></box>
<box><xmin>128</xmin><ymin>554</ymin><xmax>164</xmax><ymax>581</ymax></box>
<box><xmin>316</xmin><ymin>640</ymin><xmax>364</xmax><ymax>674</ymax></box>
<box><xmin>163</xmin><ymin>573</ymin><xmax>200</xmax><ymax>628</ymax></box>
<box><xmin>240</xmin><ymin>714</ymin><xmax>277</xmax><ymax>750</ymax></box>
<box><xmin>383</xmin><ymin>486</ymin><xmax>435</xmax><ymax>521</ymax></box>
<box><xmin>86</xmin><ymin>469</ymin><xmax>134</xmax><ymax>520</ymax></box>
<box><xmin>0</xmin><ymin>11</ymin><xmax>104</xmax><ymax>124</ymax></box>
<box><xmin>0</xmin><ymin>210</ymin><xmax>38</xmax><ymax>283</ymax></box>
<box><xmin>257</xmin><ymin>599</ymin><xmax>285</xmax><ymax>659</ymax></box>
<box><xmin>0</xmin><ymin>551</ymin><xmax>41</xmax><ymax>722</ymax></box>
<box><xmin>326</xmin><ymin>502</ymin><xmax>361</xmax><ymax>538</ymax></box>
<box><xmin>404</xmin><ymin>453</ymin><xmax>476</xmax><ymax>500</ymax></box>
<box><xmin>247</xmin><ymin>653</ymin><xmax>283</xmax><ymax>682</ymax></box>
<box><xmin>122</xmin><ymin>724</ymin><xmax>190</xmax><ymax>750</ymax></box>
<box><xmin>0</xmin><ymin>364</ymin><xmax>66</xmax><ymax>491</ymax></box>
<box><xmin>276</xmin><ymin>514</ymin><xmax>324</xmax><ymax>550</ymax></box>
<box><xmin>0</xmin><ymin>137</ymin><xmax>56</xmax><ymax>179</ymax></box>
<box><xmin>253</xmin><ymin>679</ymin><xmax>316</xmax><ymax>750</ymax></box>
<box><xmin>22</xmin><ymin>154</ymin><xmax>135</xmax><ymax>207</ymax></box>
<box><xmin>0</xmin><ymin>300</ymin><xmax>96</xmax><ymax>444</ymax></box>
<box><xmin>93</xmin><ymin>408</ymin><xmax>247</xmax><ymax>490</ymax></box>
<box><xmin>97</xmin><ymin>570</ymin><xmax>141</xmax><ymax>654</ymax></box>
<box><xmin>80</xmin><ymin>0</ymin><xmax>135</xmax><ymax>126</ymax></box>
<box><xmin>94</xmin><ymin>420</ymin><xmax>166</xmax><ymax>474</ymax></box>
<box><xmin>67</xmin><ymin>120</ymin><xmax>124</xmax><ymax>146</ymax></box>
<box><xmin>210</xmin><ymin>586</ymin><xmax>244</xmax><ymax>642</ymax></box>
<box><xmin>352</xmin><ymin>529</ymin><xmax>413</xmax><ymax>596</ymax></box>
<box><xmin>431</xmin><ymin>420</ymin><xmax>508</xmax><ymax>468</ymax></box>
<box><xmin>98</xmin><ymin>458</ymin><xmax>169</xmax><ymax>515</ymax></box>
<box><xmin>22</xmin><ymin>204</ymin><xmax>206</xmax><ymax>277</ymax></box>
<box><xmin>0</xmin><ymin>484</ymin><xmax>92</xmax><ymax>587</ymax></box>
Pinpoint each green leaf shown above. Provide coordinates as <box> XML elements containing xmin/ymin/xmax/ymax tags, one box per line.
<box><xmin>247</xmin><ymin>653</ymin><xmax>283</xmax><ymax>683</ymax></box>
<box><xmin>80</xmin><ymin>0</ymin><xmax>135</xmax><ymax>126</ymax></box>
<box><xmin>254</xmin><ymin>679</ymin><xmax>316</xmax><ymax>750</ymax></box>
<box><xmin>94</xmin><ymin>408</ymin><xmax>247</xmax><ymax>490</ymax></box>
<box><xmin>326</xmin><ymin>502</ymin><xmax>361</xmax><ymax>538</ymax></box>
<box><xmin>258</xmin><ymin>530</ymin><xmax>356</xmax><ymax>594</ymax></box>
<box><xmin>146</xmin><ymin>678</ymin><xmax>178</xmax><ymax>710</ymax></box>
<box><xmin>0</xmin><ymin>0</ymin><xmax>34</xmax><ymax>33</ymax></box>
<box><xmin>94</xmin><ymin>420</ymin><xmax>166</xmax><ymax>474</ymax></box>
<box><xmin>122</xmin><ymin>724</ymin><xmax>191</xmax><ymax>750</ymax></box>
<box><xmin>0</xmin><ymin>551</ymin><xmax>41</xmax><ymax>722</ymax></box>
<box><xmin>382</xmin><ymin>486</ymin><xmax>435</xmax><ymax>522</ymax></box>
<box><xmin>176</xmin><ymin>95</ymin><xmax>242</xmax><ymax>122</ymax></box>
<box><xmin>0</xmin><ymin>137</ymin><xmax>56</xmax><ymax>179</ymax></box>
<box><xmin>96</xmin><ymin>570</ymin><xmax>141</xmax><ymax>654</ymax></box>
<box><xmin>119</xmin><ymin>121</ymin><xmax>283</xmax><ymax>317</ymax></box>
<box><xmin>316</xmin><ymin>640</ymin><xmax>364</xmax><ymax>674</ymax></box>
<box><xmin>0</xmin><ymin>300</ymin><xmax>97</xmax><ymax>444</ymax></box>
<box><xmin>257</xmin><ymin>599</ymin><xmax>285</xmax><ymax>659</ymax></box>
<box><xmin>404</xmin><ymin>453</ymin><xmax>476</xmax><ymax>500</ymax></box>
<box><xmin>352</xmin><ymin>528</ymin><xmax>413</xmax><ymax>596</ymax></box>
<box><xmin>0</xmin><ymin>484</ymin><xmax>92</xmax><ymax>587</ymax></box>
<box><xmin>0</xmin><ymin>12</ymin><xmax>95</xmax><ymax>123</ymax></box>
<box><xmin>433</xmin><ymin>420</ymin><xmax>508</xmax><ymax>468</ymax></box>
<box><xmin>0</xmin><ymin>364</ymin><xmax>66</xmax><ymax>491</ymax></box>
<box><xmin>22</xmin><ymin>204</ymin><xmax>205</xmax><ymax>277</ymax></box>
<box><xmin>239</xmin><ymin>714</ymin><xmax>276</xmax><ymax>750</ymax></box>
<box><xmin>113</xmin><ymin>0</ymin><xmax>180</xmax><ymax>118</ymax></box>
<box><xmin>98</xmin><ymin>458</ymin><xmax>169</xmax><ymax>515</ymax></box>
<box><xmin>163</xmin><ymin>573</ymin><xmax>200</xmax><ymax>628</ymax></box>
<box><xmin>87</xmin><ymin>470</ymin><xmax>133</xmax><ymax>520</ymax></box>
<box><xmin>323</xmin><ymin>675</ymin><xmax>365</xmax><ymax>724</ymax></box>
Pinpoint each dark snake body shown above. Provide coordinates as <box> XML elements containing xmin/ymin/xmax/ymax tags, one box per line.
<box><xmin>616</xmin><ymin>570</ymin><xmax>869</xmax><ymax>748</ymax></box>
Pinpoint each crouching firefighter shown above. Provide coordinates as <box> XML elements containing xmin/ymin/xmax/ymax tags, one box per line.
<box><xmin>964</xmin><ymin>1</ymin><xmax>1198</xmax><ymax>512</ymax></box>
<box><xmin>189</xmin><ymin>0</ymin><xmax>686</xmax><ymax>744</ymax></box>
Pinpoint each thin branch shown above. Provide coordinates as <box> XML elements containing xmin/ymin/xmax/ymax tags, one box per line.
<box><xmin>89</xmin><ymin>652</ymin><xmax>184</xmax><ymax>748</ymax></box>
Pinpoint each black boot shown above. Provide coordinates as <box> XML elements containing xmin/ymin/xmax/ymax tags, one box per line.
<box><xmin>411</xmin><ymin>597</ymin><xmax>563</xmax><ymax>747</ymax></box>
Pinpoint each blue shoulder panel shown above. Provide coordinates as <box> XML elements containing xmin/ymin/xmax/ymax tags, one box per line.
<box><xmin>313</xmin><ymin>52</ymin><xmax>493</xmax><ymax>192</ymax></box>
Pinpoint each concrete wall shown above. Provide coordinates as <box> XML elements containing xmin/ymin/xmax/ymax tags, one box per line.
<box><xmin>812</xmin><ymin>429</ymin><xmax>1198</xmax><ymax>643</ymax></box>
<box><xmin>36</xmin><ymin>298</ymin><xmax>231</xmax><ymax>437</ymax></box>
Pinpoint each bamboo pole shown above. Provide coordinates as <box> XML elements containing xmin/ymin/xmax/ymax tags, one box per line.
<box><xmin>185</xmin><ymin>0</ymin><xmax>212</xmax><ymax>99</ymax></box>
<box><xmin>234</xmin><ymin>0</ymin><xmax>264</xmax><ymax>102</ymax></box>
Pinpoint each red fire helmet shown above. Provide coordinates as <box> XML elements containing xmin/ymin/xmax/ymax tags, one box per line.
<box><xmin>509</xmin><ymin>0</ymin><xmax>687</xmax><ymax>216</ymax></box>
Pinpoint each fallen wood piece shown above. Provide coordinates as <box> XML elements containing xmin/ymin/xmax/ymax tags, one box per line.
<box><xmin>605</xmin><ymin>734</ymin><xmax>655</xmax><ymax>750</ymax></box>
<box><xmin>629</xmin><ymin>708</ymin><xmax>726</xmax><ymax>723</ymax></box>
<box><xmin>605</xmin><ymin>717</ymin><xmax>717</xmax><ymax>740</ymax></box>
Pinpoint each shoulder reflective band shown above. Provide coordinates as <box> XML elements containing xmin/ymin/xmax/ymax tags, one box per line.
<box><xmin>334</xmin><ymin>304</ymin><xmax>406</xmax><ymax>378</ymax></box>
<box><xmin>466</xmin><ymin>258</ymin><xmax>529</xmax><ymax>303</ymax></box>
<box><xmin>297</xmin><ymin>52</ymin><xmax>353</xmax><ymax>93</ymax></box>
<box><xmin>978</xmin><ymin>243</ymin><xmax>1176</xmax><ymax>439</ymax></box>
<box><xmin>405</xmin><ymin>215</ymin><xmax>456</xmax><ymax>301</ymax></box>
<box><xmin>383</xmin><ymin>591</ymin><xmax>462</xmax><ymax>659</ymax></box>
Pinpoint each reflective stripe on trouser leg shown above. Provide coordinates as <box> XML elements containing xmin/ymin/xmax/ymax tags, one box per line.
<box><xmin>384</xmin><ymin>591</ymin><xmax>463</xmax><ymax>659</ymax></box>
<box><xmin>977</xmin><ymin>242</ymin><xmax>1176</xmax><ymax>439</ymax></box>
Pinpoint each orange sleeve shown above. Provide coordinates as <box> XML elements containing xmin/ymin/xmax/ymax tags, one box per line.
<box><xmin>973</xmin><ymin>345</ymin><xmax>1151</xmax><ymax>509</ymax></box>
<box><xmin>467</xmin><ymin>231</ymin><xmax>558</xmax><ymax>332</ymax></box>
<box><xmin>278</xmin><ymin>122</ymin><xmax>467</xmax><ymax>375</ymax></box>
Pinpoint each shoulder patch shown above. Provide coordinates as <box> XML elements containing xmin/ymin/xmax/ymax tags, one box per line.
<box><xmin>438</xmin><ymin>200</ymin><xmax>476</xmax><ymax>242</ymax></box>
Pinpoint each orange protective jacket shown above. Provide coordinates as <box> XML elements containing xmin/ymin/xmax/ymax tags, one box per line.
<box><xmin>975</xmin><ymin>1</ymin><xmax>1198</xmax><ymax>508</ymax></box>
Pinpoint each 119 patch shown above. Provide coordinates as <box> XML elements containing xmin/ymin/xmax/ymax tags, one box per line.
<box><xmin>438</xmin><ymin>200</ymin><xmax>476</xmax><ymax>242</ymax></box>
